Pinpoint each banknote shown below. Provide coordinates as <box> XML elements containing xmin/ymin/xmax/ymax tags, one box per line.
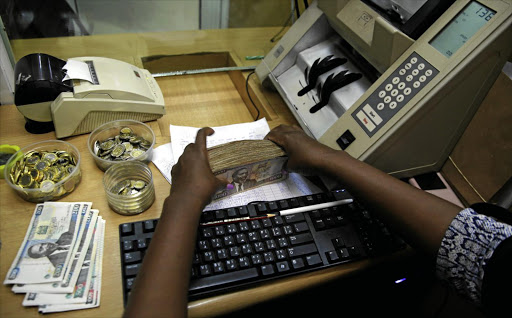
<box><xmin>212</xmin><ymin>157</ymin><xmax>288</xmax><ymax>201</ymax></box>
<box><xmin>38</xmin><ymin>218</ymin><xmax>105</xmax><ymax>313</ymax></box>
<box><xmin>22</xmin><ymin>214</ymin><xmax>101</xmax><ymax>306</ymax></box>
<box><xmin>12</xmin><ymin>205</ymin><xmax>97</xmax><ymax>294</ymax></box>
<box><xmin>4</xmin><ymin>202</ymin><xmax>83</xmax><ymax>285</ymax></box>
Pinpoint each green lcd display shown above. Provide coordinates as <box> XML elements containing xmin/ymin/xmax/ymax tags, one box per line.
<box><xmin>430</xmin><ymin>1</ymin><xmax>495</xmax><ymax>58</ymax></box>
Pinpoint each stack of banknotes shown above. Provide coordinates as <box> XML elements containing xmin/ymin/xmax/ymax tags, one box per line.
<box><xmin>3</xmin><ymin>202</ymin><xmax>105</xmax><ymax>313</ymax></box>
<box><xmin>207</xmin><ymin>139</ymin><xmax>288</xmax><ymax>201</ymax></box>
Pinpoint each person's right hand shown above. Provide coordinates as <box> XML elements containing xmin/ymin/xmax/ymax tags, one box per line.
<box><xmin>265</xmin><ymin>125</ymin><xmax>338</xmax><ymax>176</ymax></box>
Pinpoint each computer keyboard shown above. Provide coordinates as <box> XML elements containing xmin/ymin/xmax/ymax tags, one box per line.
<box><xmin>119</xmin><ymin>190</ymin><xmax>406</xmax><ymax>304</ymax></box>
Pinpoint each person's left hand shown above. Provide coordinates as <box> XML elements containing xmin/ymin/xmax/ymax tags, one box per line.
<box><xmin>170</xmin><ymin>127</ymin><xmax>227</xmax><ymax>205</ymax></box>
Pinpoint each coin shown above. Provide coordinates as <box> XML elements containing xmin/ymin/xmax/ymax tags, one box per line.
<box><xmin>132</xmin><ymin>180</ymin><xmax>145</xmax><ymax>190</ymax></box>
<box><xmin>120</xmin><ymin>127</ymin><xmax>133</xmax><ymax>135</ymax></box>
<box><xmin>9</xmin><ymin>148</ymin><xmax>80</xmax><ymax>201</ymax></box>
<box><xmin>93</xmin><ymin>126</ymin><xmax>151</xmax><ymax>162</ymax></box>
<box><xmin>111</xmin><ymin>144</ymin><xmax>125</xmax><ymax>158</ymax></box>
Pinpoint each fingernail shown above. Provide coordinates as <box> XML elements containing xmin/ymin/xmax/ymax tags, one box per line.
<box><xmin>226</xmin><ymin>184</ymin><xmax>234</xmax><ymax>190</ymax></box>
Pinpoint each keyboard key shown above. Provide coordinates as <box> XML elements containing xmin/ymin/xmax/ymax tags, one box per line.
<box><xmin>284</xmin><ymin>213</ymin><xmax>305</xmax><ymax>223</ymax></box>
<box><xmin>121</xmin><ymin>223</ymin><xmax>134</xmax><ymax>236</ymax></box>
<box><xmin>293</xmin><ymin>222</ymin><xmax>309</xmax><ymax>233</ymax></box>
<box><xmin>289</xmin><ymin>233</ymin><xmax>313</xmax><ymax>245</ymax></box>
<box><xmin>276</xmin><ymin>261</ymin><xmax>290</xmax><ymax>273</ymax></box>
<box><xmin>287</xmin><ymin>243</ymin><xmax>317</xmax><ymax>258</ymax></box>
<box><xmin>123</xmin><ymin>240</ymin><xmax>134</xmax><ymax>252</ymax></box>
<box><xmin>305</xmin><ymin>254</ymin><xmax>322</xmax><ymax>267</ymax></box>
<box><xmin>125</xmin><ymin>263</ymin><xmax>142</xmax><ymax>276</ymax></box>
<box><xmin>189</xmin><ymin>268</ymin><xmax>259</xmax><ymax>292</ymax></box>
<box><xmin>143</xmin><ymin>220</ymin><xmax>155</xmax><ymax>233</ymax></box>
<box><xmin>124</xmin><ymin>251</ymin><xmax>142</xmax><ymax>264</ymax></box>
<box><xmin>261</xmin><ymin>264</ymin><xmax>275</xmax><ymax>276</ymax></box>
<box><xmin>291</xmin><ymin>258</ymin><xmax>305</xmax><ymax>270</ymax></box>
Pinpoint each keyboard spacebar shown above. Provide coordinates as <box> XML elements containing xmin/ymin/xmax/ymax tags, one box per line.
<box><xmin>189</xmin><ymin>268</ymin><xmax>259</xmax><ymax>292</ymax></box>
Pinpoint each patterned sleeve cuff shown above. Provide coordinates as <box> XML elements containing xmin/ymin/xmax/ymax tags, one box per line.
<box><xmin>436</xmin><ymin>208</ymin><xmax>512</xmax><ymax>305</ymax></box>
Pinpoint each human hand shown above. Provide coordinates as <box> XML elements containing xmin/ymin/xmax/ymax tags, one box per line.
<box><xmin>265</xmin><ymin>125</ymin><xmax>338</xmax><ymax>176</ymax></box>
<box><xmin>170</xmin><ymin>127</ymin><xmax>228</xmax><ymax>205</ymax></box>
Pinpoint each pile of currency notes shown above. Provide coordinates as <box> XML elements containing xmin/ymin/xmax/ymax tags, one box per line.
<box><xmin>3</xmin><ymin>202</ymin><xmax>105</xmax><ymax>313</ymax></box>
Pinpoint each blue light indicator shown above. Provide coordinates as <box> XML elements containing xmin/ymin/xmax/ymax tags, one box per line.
<box><xmin>394</xmin><ymin>278</ymin><xmax>407</xmax><ymax>284</ymax></box>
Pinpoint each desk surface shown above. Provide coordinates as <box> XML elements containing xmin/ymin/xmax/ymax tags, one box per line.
<box><xmin>0</xmin><ymin>28</ymin><xmax>407</xmax><ymax>317</ymax></box>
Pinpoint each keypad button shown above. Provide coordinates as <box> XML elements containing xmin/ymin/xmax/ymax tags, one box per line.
<box><xmin>391</xmin><ymin>89</ymin><xmax>398</xmax><ymax>97</ymax></box>
<box><xmin>377</xmin><ymin>102</ymin><xmax>385</xmax><ymax>110</ymax></box>
<box><xmin>425</xmin><ymin>69</ymin><xmax>433</xmax><ymax>76</ymax></box>
<box><xmin>419</xmin><ymin>75</ymin><xmax>427</xmax><ymax>82</ymax></box>
<box><xmin>396</xmin><ymin>95</ymin><xmax>404</xmax><ymax>102</ymax></box>
<box><xmin>398</xmin><ymin>82</ymin><xmax>406</xmax><ymax>90</ymax></box>
<box><xmin>389</xmin><ymin>101</ymin><xmax>397</xmax><ymax>109</ymax></box>
<box><xmin>378</xmin><ymin>90</ymin><xmax>386</xmax><ymax>98</ymax></box>
<box><xmin>384</xmin><ymin>96</ymin><xmax>392</xmax><ymax>103</ymax></box>
<box><xmin>413</xmin><ymin>81</ymin><xmax>421</xmax><ymax>88</ymax></box>
<box><xmin>418</xmin><ymin>63</ymin><xmax>425</xmax><ymax>70</ymax></box>
<box><xmin>385</xmin><ymin>83</ymin><xmax>393</xmax><ymax>91</ymax></box>
<box><xmin>404</xmin><ymin>87</ymin><xmax>412</xmax><ymax>95</ymax></box>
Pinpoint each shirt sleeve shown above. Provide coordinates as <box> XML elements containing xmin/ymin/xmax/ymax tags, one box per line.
<box><xmin>436</xmin><ymin>208</ymin><xmax>512</xmax><ymax>306</ymax></box>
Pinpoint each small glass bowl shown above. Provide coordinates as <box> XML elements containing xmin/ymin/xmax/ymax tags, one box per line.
<box><xmin>4</xmin><ymin>140</ymin><xmax>81</xmax><ymax>202</ymax></box>
<box><xmin>103</xmin><ymin>161</ymin><xmax>155</xmax><ymax>215</ymax></box>
<box><xmin>88</xmin><ymin>119</ymin><xmax>155</xmax><ymax>172</ymax></box>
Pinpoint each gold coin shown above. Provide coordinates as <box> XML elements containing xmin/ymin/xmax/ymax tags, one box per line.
<box><xmin>122</xmin><ymin>142</ymin><xmax>134</xmax><ymax>152</ymax></box>
<box><xmin>130</xmin><ymin>149</ymin><xmax>145</xmax><ymax>158</ymax></box>
<box><xmin>132</xmin><ymin>180</ymin><xmax>146</xmax><ymax>190</ymax></box>
<box><xmin>35</xmin><ymin>160</ymin><xmax>50</xmax><ymax>171</ymax></box>
<box><xmin>19</xmin><ymin>173</ymin><xmax>33</xmax><ymax>187</ymax></box>
<box><xmin>120</xmin><ymin>127</ymin><xmax>133</xmax><ymax>135</ymax></box>
<box><xmin>100</xmin><ymin>140</ymin><xmax>115</xmax><ymax>151</ymax></box>
<box><xmin>111</xmin><ymin>144</ymin><xmax>125</xmax><ymax>157</ymax></box>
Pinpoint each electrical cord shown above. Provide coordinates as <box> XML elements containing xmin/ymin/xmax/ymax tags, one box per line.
<box><xmin>245</xmin><ymin>71</ymin><xmax>260</xmax><ymax>121</ymax></box>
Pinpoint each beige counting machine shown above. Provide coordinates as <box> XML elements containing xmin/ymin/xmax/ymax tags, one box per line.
<box><xmin>256</xmin><ymin>0</ymin><xmax>512</xmax><ymax>178</ymax></box>
<box><xmin>14</xmin><ymin>54</ymin><xmax>165</xmax><ymax>138</ymax></box>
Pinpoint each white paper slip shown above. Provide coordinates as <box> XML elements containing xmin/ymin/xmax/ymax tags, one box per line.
<box><xmin>169</xmin><ymin>118</ymin><xmax>271</xmax><ymax>162</ymax></box>
<box><xmin>62</xmin><ymin>59</ymin><xmax>94</xmax><ymax>83</ymax></box>
<box><xmin>151</xmin><ymin>143</ymin><xmax>175</xmax><ymax>184</ymax></box>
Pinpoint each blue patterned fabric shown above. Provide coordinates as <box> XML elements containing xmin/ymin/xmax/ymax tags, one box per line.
<box><xmin>436</xmin><ymin>208</ymin><xmax>512</xmax><ymax>305</ymax></box>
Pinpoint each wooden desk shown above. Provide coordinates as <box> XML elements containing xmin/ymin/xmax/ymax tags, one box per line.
<box><xmin>0</xmin><ymin>28</ymin><xmax>408</xmax><ymax>317</ymax></box>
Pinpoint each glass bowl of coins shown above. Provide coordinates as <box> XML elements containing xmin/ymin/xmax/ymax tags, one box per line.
<box><xmin>88</xmin><ymin>120</ymin><xmax>155</xmax><ymax>172</ymax></box>
<box><xmin>4</xmin><ymin>140</ymin><xmax>81</xmax><ymax>202</ymax></box>
<box><xmin>103</xmin><ymin>161</ymin><xmax>155</xmax><ymax>215</ymax></box>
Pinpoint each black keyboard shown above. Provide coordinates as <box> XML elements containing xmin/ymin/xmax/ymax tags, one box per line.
<box><xmin>119</xmin><ymin>190</ymin><xmax>406</xmax><ymax>304</ymax></box>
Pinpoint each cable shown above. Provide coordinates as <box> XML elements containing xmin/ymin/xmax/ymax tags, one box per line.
<box><xmin>303</xmin><ymin>0</ymin><xmax>309</xmax><ymax>9</ymax></box>
<box><xmin>245</xmin><ymin>71</ymin><xmax>260</xmax><ymax>121</ymax></box>
<box><xmin>295</xmin><ymin>0</ymin><xmax>300</xmax><ymax>19</ymax></box>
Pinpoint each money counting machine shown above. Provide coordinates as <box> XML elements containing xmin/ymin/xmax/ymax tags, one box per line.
<box><xmin>256</xmin><ymin>0</ymin><xmax>512</xmax><ymax>178</ymax></box>
<box><xmin>14</xmin><ymin>53</ymin><xmax>165</xmax><ymax>138</ymax></box>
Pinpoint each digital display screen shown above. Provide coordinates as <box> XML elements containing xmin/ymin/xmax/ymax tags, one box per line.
<box><xmin>430</xmin><ymin>1</ymin><xmax>495</xmax><ymax>58</ymax></box>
